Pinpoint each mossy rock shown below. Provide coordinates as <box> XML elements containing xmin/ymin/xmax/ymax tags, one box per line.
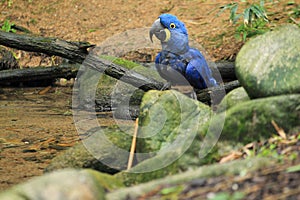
<box><xmin>85</xmin><ymin>169</ymin><xmax>124</xmax><ymax>192</ymax></box>
<box><xmin>216</xmin><ymin>94</ymin><xmax>300</xmax><ymax>143</ymax></box>
<box><xmin>108</xmin><ymin>157</ymin><xmax>273</xmax><ymax>200</ymax></box>
<box><xmin>115</xmin><ymin>158</ymin><xmax>179</xmax><ymax>186</ymax></box>
<box><xmin>0</xmin><ymin>169</ymin><xmax>109</xmax><ymax>200</ymax></box>
<box><xmin>45</xmin><ymin>126</ymin><xmax>134</xmax><ymax>174</ymax></box>
<box><xmin>115</xmin><ymin>90</ymin><xmax>215</xmax><ymax>185</ymax></box>
<box><xmin>236</xmin><ymin>24</ymin><xmax>300</xmax><ymax>98</ymax></box>
<box><xmin>218</xmin><ymin>87</ymin><xmax>250</xmax><ymax>113</ymax></box>
<box><xmin>136</xmin><ymin>90</ymin><xmax>212</xmax><ymax>168</ymax></box>
<box><xmin>137</xmin><ymin>90</ymin><xmax>211</xmax><ymax>152</ymax></box>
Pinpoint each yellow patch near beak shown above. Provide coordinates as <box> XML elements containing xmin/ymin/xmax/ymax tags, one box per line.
<box><xmin>164</xmin><ymin>28</ymin><xmax>171</xmax><ymax>42</ymax></box>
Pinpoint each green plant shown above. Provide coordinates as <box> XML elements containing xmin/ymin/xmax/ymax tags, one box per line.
<box><xmin>236</xmin><ymin>19</ymin><xmax>269</xmax><ymax>41</ymax></box>
<box><xmin>257</xmin><ymin>143</ymin><xmax>284</xmax><ymax>162</ymax></box>
<box><xmin>291</xmin><ymin>5</ymin><xmax>300</xmax><ymax>17</ymax></box>
<box><xmin>218</xmin><ymin>0</ymin><xmax>272</xmax><ymax>41</ymax></box>
<box><xmin>1</xmin><ymin>19</ymin><xmax>16</xmax><ymax>33</ymax></box>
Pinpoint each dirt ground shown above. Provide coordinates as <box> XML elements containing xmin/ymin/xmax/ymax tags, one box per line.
<box><xmin>0</xmin><ymin>0</ymin><xmax>299</xmax><ymax>193</ymax></box>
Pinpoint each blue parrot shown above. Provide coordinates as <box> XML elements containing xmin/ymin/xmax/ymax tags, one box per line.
<box><xmin>150</xmin><ymin>14</ymin><xmax>218</xmax><ymax>89</ymax></box>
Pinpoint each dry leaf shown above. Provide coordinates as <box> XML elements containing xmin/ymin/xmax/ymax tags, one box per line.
<box><xmin>38</xmin><ymin>86</ymin><xmax>52</xmax><ymax>95</ymax></box>
<box><xmin>219</xmin><ymin>151</ymin><xmax>243</xmax><ymax>163</ymax></box>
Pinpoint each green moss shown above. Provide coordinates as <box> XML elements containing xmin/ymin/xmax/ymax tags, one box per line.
<box><xmin>104</xmin><ymin>125</ymin><xmax>133</xmax><ymax>150</ymax></box>
<box><xmin>115</xmin><ymin>157</ymin><xmax>179</xmax><ymax>186</ymax></box>
<box><xmin>99</xmin><ymin>55</ymin><xmax>139</xmax><ymax>70</ymax></box>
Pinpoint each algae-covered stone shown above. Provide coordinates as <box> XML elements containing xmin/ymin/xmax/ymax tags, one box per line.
<box><xmin>45</xmin><ymin>126</ymin><xmax>133</xmax><ymax>173</ymax></box>
<box><xmin>236</xmin><ymin>25</ymin><xmax>300</xmax><ymax>98</ymax></box>
<box><xmin>116</xmin><ymin>90</ymin><xmax>214</xmax><ymax>185</ymax></box>
<box><xmin>115</xmin><ymin>157</ymin><xmax>179</xmax><ymax>186</ymax></box>
<box><xmin>0</xmin><ymin>169</ymin><xmax>107</xmax><ymax>200</ymax></box>
<box><xmin>85</xmin><ymin>169</ymin><xmax>124</xmax><ymax>191</ymax></box>
<box><xmin>215</xmin><ymin>94</ymin><xmax>300</xmax><ymax>143</ymax></box>
<box><xmin>218</xmin><ymin>87</ymin><xmax>250</xmax><ymax>113</ymax></box>
<box><xmin>137</xmin><ymin>90</ymin><xmax>211</xmax><ymax>153</ymax></box>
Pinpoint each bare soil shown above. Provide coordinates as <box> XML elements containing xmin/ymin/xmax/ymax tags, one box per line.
<box><xmin>0</xmin><ymin>0</ymin><xmax>299</xmax><ymax>195</ymax></box>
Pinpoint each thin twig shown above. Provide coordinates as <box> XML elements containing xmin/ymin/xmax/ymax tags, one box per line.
<box><xmin>271</xmin><ymin>120</ymin><xmax>287</xmax><ymax>140</ymax></box>
<box><xmin>290</xmin><ymin>17</ymin><xmax>300</xmax><ymax>25</ymax></box>
<box><xmin>127</xmin><ymin>118</ymin><xmax>139</xmax><ymax>170</ymax></box>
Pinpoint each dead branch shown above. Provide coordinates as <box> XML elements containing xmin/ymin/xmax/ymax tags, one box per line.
<box><xmin>196</xmin><ymin>80</ymin><xmax>241</xmax><ymax>104</ymax></box>
<box><xmin>0</xmin><ymin>64</ymin><xmax>79</xmax><ymax>84</ymax></box>
<box><xmin>0</xmin><ymin>30</ymin><xmax>91</xmax><ymax>63</ymax></box>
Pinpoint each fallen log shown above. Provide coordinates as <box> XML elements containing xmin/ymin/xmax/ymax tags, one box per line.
<box><xmin>196</xmin><ymin>80</ymin><xmax>241</xmax><ymax>105</ymax></box>
<box><xmin>0</xmin><ymin>60</ymin><xmax>236</xmax><ymax>88</ymax></box>
<box><xmin>99</xmin><ymin>80</ymin><xmax>241</xmax><ymax>119</ymax></box>
<box><xmin>0</xmin><ymin>30</ymin><xmax>91</xmax><ymax>63</ymax></box>
<box><xmin>0</xmin><ymin>64</ymin><xmax>79</xmax><ymax>84</ymax></box>
<box><xmin>0</xmin><ymin>31</ymin><xmax>166</xmax><ymax>90</ymax></box>
<box><xmin>83</xmin><ymin>53</ymin><xmax>165</xmax><ymax>91</ymax></box>
<box><xmin>210</xmin><ymin>61</ymin><xmax>236</xmax><ymax>81</ymax></box>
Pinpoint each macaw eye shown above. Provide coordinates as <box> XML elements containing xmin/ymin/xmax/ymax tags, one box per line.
<box><xmin>170</xmin><ymin>23</ymin><xmax>176</xmax><ymax>29</ymax></box>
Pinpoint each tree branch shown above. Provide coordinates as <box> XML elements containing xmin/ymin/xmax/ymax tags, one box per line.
<box><xmin>0</xmin><ymin>30</ymin><xmax>91</xmax><ymax>63</ymax></box>
<box><xmin>0</xmin><ymin>64</ymin><xmax>79</xmax><ymax>84</ymax></box>
<box><xmin>196</xmin><ymin>80</ymin><xmax>241</xmax><ymax>104</ymax></box>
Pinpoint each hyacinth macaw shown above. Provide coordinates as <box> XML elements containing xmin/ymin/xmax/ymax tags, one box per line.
<box><xmin>150</xmin><ymin>14</ymin><xmax>217</xmax><ymax>89</ymax></box>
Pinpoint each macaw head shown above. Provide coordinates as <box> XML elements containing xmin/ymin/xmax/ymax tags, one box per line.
<box><xmin>150</xmin><ymin>14</ymin><xmax>189</xmax><ymax>54</ymax></box>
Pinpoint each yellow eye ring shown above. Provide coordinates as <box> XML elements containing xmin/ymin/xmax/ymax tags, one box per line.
<box><xmin>170</xmin><ymin>23</ymin><xmax>176</xmax><ymax>29</ymax></box>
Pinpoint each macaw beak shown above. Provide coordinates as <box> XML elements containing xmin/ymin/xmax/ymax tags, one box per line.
<box><xmin>150</xmin><ymin>19</ymin><xmax>171</xmax><ymax>43</ymax></box>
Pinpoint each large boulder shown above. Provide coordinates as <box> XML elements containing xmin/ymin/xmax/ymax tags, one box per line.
<box><xmin>137</xmin><ymin>90</ymin><xmax>211</xmax><ymax>152</ymax></box>
<box><xmin>136</xmin><ymin>90</ymin><xmax>212</xmax><ymax>167</ymax></box>
<box><xmin>116</xmin><ymin>90</ymin><xmax>216</xmax><ymax>185</ymax></box>
<box><xmin>235</xmin><ymin>25</ymin><xmax>300</xmax><ymax>98</ymax></box>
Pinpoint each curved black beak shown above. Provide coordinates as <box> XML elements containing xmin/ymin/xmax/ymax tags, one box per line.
<box><xmin>150</xmin><ymin>19</ymin><xmax>169</xmax><ymax>42</ymax></box>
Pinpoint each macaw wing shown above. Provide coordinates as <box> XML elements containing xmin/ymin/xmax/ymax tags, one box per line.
<box><xmin>155</xmin><ymin>51</ymin><xmax>190</xmax><ymax>85</ymax></box>
<box><xmin>186</xmin><ymin>57</ymin><xmax>217</xmax><ymax>89</ymax></box>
